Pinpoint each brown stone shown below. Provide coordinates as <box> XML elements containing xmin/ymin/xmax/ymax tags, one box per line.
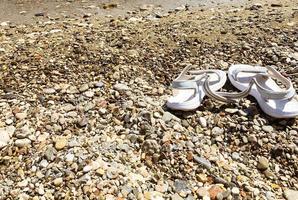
<box><xmin>208</xmin><ymin>185</ymin><xmax>224</xmax><ymax>200</ymax></box>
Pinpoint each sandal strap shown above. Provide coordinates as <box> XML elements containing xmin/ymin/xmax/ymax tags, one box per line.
<box><xmin>172</xmin><ymin>65</ymin><xmax>204</xmax><ymax>91</ymax></box>
<box><xmin>202</xmin><ymin>74</ymin><xmax>254</xmax><ymax>103</ymax></box>
<box><xmin>172</xmin><ymin>65</ymin><xmax>222</xmax><ymax>92</ymax></box>
<box><xmin>233</xmin><ymin>67</ymin><xmax>267</xmax><ymax>81</ymax></box>
<box><xmin>254</xmin><ymin>66</ymin><xmax>296</xmax><ymax>100</ymax></box>
<box><xmin>234</xmin><ymin>65</ymin><xmax>296</xmax><ymax>100</ymax></box>
<box><xmin>203</xmin><ymin>75</ymin><xmax>235</xmax><ymax>103</ymax></box>
<box><xmin>218</xmin><ymin>80</ymin><xmax>255</xmax><ymax>99</ymax></box>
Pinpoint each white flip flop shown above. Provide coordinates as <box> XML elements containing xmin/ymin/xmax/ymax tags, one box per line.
<box><xmin>166</xmin><ymin>65</ymin><xmax>228</xmax><ymax>111</ymax></box>
<box><xmin>228</xmin><ymin>64</ymin><xmax>298</xmax><ymax>118</ymax></box>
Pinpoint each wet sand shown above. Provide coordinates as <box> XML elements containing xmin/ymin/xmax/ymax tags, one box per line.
<box><xmin>0</xmin><ymin>0</ymin><xmax>247</xmax><ymax>24</ymax></box>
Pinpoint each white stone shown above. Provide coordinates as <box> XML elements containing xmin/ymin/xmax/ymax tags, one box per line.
<box><xmin>83</xmin><ymin>165</ymin><xmax>92</xmax><ymax>172</ymax></box>
<box><xmin>113</xmin><ymin>83</ymin><xmax>130</xmax><ymax>91</ymax></box>
<box><xmin>17</xmin><ymin>179</ymin><xmax>29</xmax><ymax>187</ymax></box>
<box><xmin>65</xmin><ymin>153</ymin><xmax>74</xmax><ymax>162</ymax></box>
<box><xmin>0</xmin><ymin>126</ymin><xmax>15</xmax><ymax>148</ymax></box>
<box><xmin>18</xmin><ymin>193</ymin><xmax>30</xmax><ymax>200</ymax></box>
<box><xmin>5</xmin><ymin>119</ymin><xmax>13</xmax><ymax>125</ymax></box>
<box><xmin>0</xmin><ymin>21</ymin><xmax>9</xmax><ymax>26</ymax></box>
<box><xmin>38</xmin><ymin>184</ymin><xmax>45</xmax><ymax>195</ymax></box>
<box><xmin>84</xmin><ymin>91</ymin><xmax>94</xmax><ymax>98</ymax></box>
<box><xmin>39</xmin><ymin>159</ymin><xmax>49</xmax><ymax>168</ymax></box>
<box><xmin>284</xmin><ymin>189</ymin><xmax>298</xmax><ymax>200</ymax></box>
<box><xmin>15</xmin><ymin>112</ymin><xmax>27</xmax><ymax>120</ymax></box>
<box><xmin>198</xmin><ymin>117</ymin><xmax>207</xmax><ymax>127</ymax></box>
<box><xmin>232</xmin><ymin>187</ymin><xmax>240</xmax><ymax>195</ymax></box>
<box><xmin>43</xmin><ymin>88</ymin><xmax>56</xmax><ymax>94</ymax></box>
<box><xmin>15</xmin><ymin>138</ymin><xmax>31</xmax><ymax>147</ymax></box>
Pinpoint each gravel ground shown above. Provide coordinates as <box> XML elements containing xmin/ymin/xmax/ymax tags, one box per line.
<box><xmin>0</xmin><ymin>0</ymin><xmax>298</xmax><ymax>200</ymax></box>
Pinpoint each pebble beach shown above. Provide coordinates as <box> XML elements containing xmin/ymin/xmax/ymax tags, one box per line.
<box><xmin>0</xmin><ymin>0</ymin><xmax>298</xmax><ymax>199</ymax></box>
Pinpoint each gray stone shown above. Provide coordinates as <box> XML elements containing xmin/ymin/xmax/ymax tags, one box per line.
<box><xmin>62</xmin><ymin>104</ymin><xmax>75</xmax><ymax>112</ymax></box>
<box><xmin>95</xmin><ymin>81</ymin><xmax>104</xmax><ymax>88</ymax></box>
<box><xmin>79</xmin><ymin>84</ymin><xmax>89</xmax><ymax>92</ymax></box>
<box><xmin>262</xmin><ymin>125</ymin><xmax>274</xmax><ymax>133</ymax></box>
<box><xmin>212</xmin><ymin>127</ymin><xmax>224</xmax><ymax>135</ymax></box>
<box><xmin>84</xmin><ymin>102</ymin><xmax>95</xmax><ymax>111</ymax></box>
<box><xmin>35</xmin><ymin>12</ymin><xmax>45</xmax><ymax>16</ymax></box>
<box><xmin>213</xmin><ymin>175</ymin><xmax>229</xmax><ymax>185</ymax></box>
<box><xmin>221</xmin><ymin>190</ymin><xmax>231</xmax><ymax>198</ymax></box>
<box><xmin>66</xmin><ymin>86</ymin><xmax>79</xmax><ymax>94</ymax></box>
<box><xmin>174</xmin><ymin>179</ymin><xmax>189</xmax><ymax>192</ymax></box>
<box><xmin>16</xmin><ymin>125</ymin><xmax>31</xmax><ymax>139</ymax></box>
<box><xmin>217</xmin><ymin>192</ymin><xmax>224</xmax><ymax>200</ymax></box>
<box><xmin>142</xmin><ymin>139</ymin><xmax>160</xmax><ymax>154</ymax></box>
<box><xmin>175</xmin><ymin>5</ymin><xmax>186</xmax><ymax>11</ymax></box>
<box><xmin>232</xmin><ymin>152</ymin><xmax>240</xmax><ymax>160</ymax></box>
<box><xmin>242</xmin><ymin>136</ymin><xmax>248</xmax><ymax>143</ymax></box>
<box><xmin>162</xmin><ymin>112</ymin><xmax>180</xmax><ymax>122</ymax></box>
<box><xmin>257</xmin><ymin>156</ymin><xmax>269</xmax><ymax>170</ymax></box>
<box><xmin>193</xmin><ymin>156</ymin><xmax>212</xmax><ymax>169</ymax></box>
<box><xmin>121</xmin><ymin>185</ymin><xmax>133</xmax><ymax>197</ymax></box>
<box><xmin>78</xmin><ymin>117</ymin><xmax>88</xmax><ymax>127</ymax></box>
<box><xmin>248</xmin><ymin>135</ymin><xmax>257</xmax><ymax>143</ymax></box>
<box><xmin>44</xmin><ymin>146</ymin><xmax>56</xmax><ymax>161</ymax></box>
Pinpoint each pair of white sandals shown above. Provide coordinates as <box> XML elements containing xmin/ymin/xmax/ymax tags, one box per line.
<box><xmin>167</xmin><ymin>64</ymin><xmax>298</xmax><ymax>118</ymax></box>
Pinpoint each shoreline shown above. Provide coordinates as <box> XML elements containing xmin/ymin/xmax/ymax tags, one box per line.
<box><xmin>0</xmin><ymin>0</ymin><xmax>248</xmax><ymax>24</ymax></box>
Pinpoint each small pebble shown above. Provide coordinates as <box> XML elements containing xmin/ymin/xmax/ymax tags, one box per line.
<box><xmin>53</xmin><ymin>178</ymin><xmax>63</xmax><ymax>186</ymax></box>
<box><xmin>55</xmin><ymin>137</ymin><xmax>68</xmax><ymax>150</ymax></box>
<box><xmin>257</xmin><ymin>156</ymin><xmax>269</xmax><ymax>170</ymax></box>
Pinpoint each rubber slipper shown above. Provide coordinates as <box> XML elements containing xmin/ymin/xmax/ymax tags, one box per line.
<box><xmin>166</xmin><ymin>65</ymin><xmax>228</xmax><ymax>111</ymax></box>
<box><xmin>228</xmin><ymin>64</ymin><xmax>298</xmax><ymax>118</ymax></box>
